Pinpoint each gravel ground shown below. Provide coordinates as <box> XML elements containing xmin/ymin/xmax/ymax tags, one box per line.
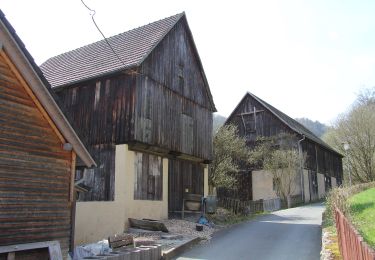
<box><xmin>321</xmin><ymin>228</ymin><xmax>333</xmax><ymax>260</ymax></box>
<box><xmin>127</xmin><ymin>217</ymin><xmax>218</xmax><ymax>253</ymax></box>
<box><xmin>162</xmin><ymin>219</ymin><xmax>217</xmax><ymax>241</ymax></box>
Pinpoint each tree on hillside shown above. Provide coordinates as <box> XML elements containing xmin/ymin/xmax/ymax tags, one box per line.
<box><xmin>213</xmin><ymin>114</ymin><xmax>227</xmax><ymax>134</ymax></box>
<box><xmin>209</xmin><ymin>124</ymin><xmax>249</xmax><ymax>190</ymax></box>
<box><xmin>323</xmin><ymin>88</ymin><xmax>375</xmax><ymax>184</ymax></box>
<box><xmin>250</xmin><ymin>133</ymin><xmax>305</xmax><ymax>208</ymax></box>
<box><xmin>295</xmin><ymin>117</ymin><xmax>328</xmax><ymax>137</ymax></box>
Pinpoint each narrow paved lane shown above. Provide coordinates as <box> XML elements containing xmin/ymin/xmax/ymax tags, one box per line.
<box><xmin>176</xmin><ymin>203</ymin><xmax>325</xmax><ymax>260</ymax></box>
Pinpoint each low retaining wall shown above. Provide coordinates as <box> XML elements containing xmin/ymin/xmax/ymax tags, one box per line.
<box><xmin>334</xmin><ymin>208</ymin><xmax>375</xmax><ymax>260</ymax></box>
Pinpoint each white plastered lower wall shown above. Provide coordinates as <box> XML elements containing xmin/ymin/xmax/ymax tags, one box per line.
<box><xmin>303</xmin><ymin>170</ymin><xmax>310</xmax><ymax>203</ymax></box>
<box><xmin>204</xmin><ymin>166</ymin><xmax>209</xmax><ymax>197</ymax></box>
<box><xmin>252</xmin><ymin>170</ymin><xmax>302</xmax><ymax>201</ymax></box>
<box><xmin>74</xmin><ymin>144</ymin><xmax>168</xmax><ymax>245</ymax></box>
<box><xmin>317</xmin><ymin>173</ymin><xmax>326</xmax><ymax>199</ymax></box>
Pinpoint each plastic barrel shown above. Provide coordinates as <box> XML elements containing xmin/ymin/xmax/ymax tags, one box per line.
<box><xmin>205</xmin><ymin>195</ymin><xmax>217</xmax><ymax>214</ymax></box>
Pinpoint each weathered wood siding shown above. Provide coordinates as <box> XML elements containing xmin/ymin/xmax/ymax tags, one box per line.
<box><xmin>75</xmin><ymin>144</ymin><xmax>115</xmax><ymax>201</ymax></box>
<box><xmin>226</xmin><ymin>94</ymin><xmax>343</xmax><ymax>180</ymax></box>
<box><xmin>56</xmin><ymin>74</ymin><xmax>136</xmax><ymax>146</ymax></box>
<box><xmin>134</xmin><ymin>75</ymin><xmax>213</xmax><ymax>160</ymax></box>
<box><xmin>168</xmin><ymin>159</ymin><xmax>204</xmax><ymax>212</ymax></box>
<box><xmin>226</xmin><ymin>95</ymin><xmax>293</xmax><ymax>142</ymax></box>
<box><xmin>56</xmin><ymin>74</ymin><xmax>136</xmax><ymax>201</ymax></box>
<box><xmin>141</xmin><ymin>17</ymin><xmax>212</xmax><ymax>110</ymax></box>
<box><xmin>134</xmin><ymin>152</ymin><xmax>163</xmax><ymax>200</ymax></box>
<box><xmin>0</xmin><ymin>55</ymin><xmax>73</xmax><ymax>254</ymax></box>
<box><xmin>302</xmin><ymin>140</ymin><xmax>343</xmax><ymax>179</ymax></box>
<box><xmin>138</xmin><ymin>17</ymin><xmax>213</xmax><ymax>160</ymax></box>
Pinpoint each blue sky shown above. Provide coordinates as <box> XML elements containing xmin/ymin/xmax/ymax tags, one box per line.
<box><xmin>2</xmin><ymin>0</ymin><xmax>375</xmax><ymax>124</ymax></box>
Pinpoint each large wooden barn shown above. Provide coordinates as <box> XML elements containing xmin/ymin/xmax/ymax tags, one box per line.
<box><xmin>40</xmin><ymin>13</ymin><xmax>216</xmax><ymax>244</ymax></box>
<box><xmin>0</xmin><ymin>10</ymin><xmax>96</xmax><ymax>257</ymax></box>
<box><xmin>224</xmin><ymin>92</ymin><xmax>343</xmax><ymax>203</ymax></box>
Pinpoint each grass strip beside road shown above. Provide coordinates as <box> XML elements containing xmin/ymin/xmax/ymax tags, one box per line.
<box><xmin>348</xmin><ymin>187</ymin><xmax>375</xmax><ymax>248</ymax></box>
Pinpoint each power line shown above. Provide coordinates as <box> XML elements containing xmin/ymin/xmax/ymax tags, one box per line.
<box><xmin>80</xmin><ymin>0</ymin><xmax>126</xmax><ymax>67</ymax></box>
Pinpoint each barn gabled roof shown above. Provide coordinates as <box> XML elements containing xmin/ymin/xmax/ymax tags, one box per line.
<box><xmin>0</xmin><ymin>9</ymin><xmax>96</xmax><ymax>167</ymax></box>
<box><xmin>227</xmin><ymin>92</ymin><xmax>343</xmax><ymax>157</ymax></box>
<box><xmin>40</xmin><ymin>12</ymin><xmax>216</xmax><ymax>111</ymax></box>
<box><xmin>41</xmin><ymin>13</ymin><xmax>184</xmax><ymax>88</ymax></box>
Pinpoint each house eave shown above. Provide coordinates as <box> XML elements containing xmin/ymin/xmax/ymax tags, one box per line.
<box><xmin>0</xmin><ymin>11</ymin><xmax>96</xmax><ymax>167</ymax></box>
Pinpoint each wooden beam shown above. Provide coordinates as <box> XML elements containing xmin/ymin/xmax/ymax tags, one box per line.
<box><xmin>69</xmin><ymin>151</ymin><xmax>76</xmax><ymax>202</ymax></box>
<box><xmin>237</xmin><ymin>110</ymin><xmax>264</xmax><ymax>116</ymax></box>
<box><xmin>128</xmin><ymin>218</ymin><xmax>169</xmax><ymax>232</ymax></box>
<box><xmin>0</xmin><ymin>50</ymin><xmax>65</xmax><ymax>144</ymax></box>
<box><xmin>69</xmin><ymin>151</ymin><xmax>76</xmax><ymax>252</ymax></box>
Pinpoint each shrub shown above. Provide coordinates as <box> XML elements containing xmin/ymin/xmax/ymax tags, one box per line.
<box><xmin>325</xmin><ymin>182</ymin><xmax>375</xmax><ymax>225</ymax></box>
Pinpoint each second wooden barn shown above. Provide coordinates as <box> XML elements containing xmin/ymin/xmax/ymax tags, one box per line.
<box><xmin>223</xmin><ymin>92</ymin><xmax>343</xmax><ymax>203</ymax></box>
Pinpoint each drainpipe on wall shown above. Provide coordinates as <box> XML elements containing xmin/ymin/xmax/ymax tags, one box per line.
<box><xmin>298</xmin><ymin>135</ymin><xmax>306</xmax><ymax>202</ymax></box>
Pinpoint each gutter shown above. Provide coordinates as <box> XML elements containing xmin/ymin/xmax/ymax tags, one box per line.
<box><xmin>298</xmin><ymin>134</ymin><xmax>306</xmax><ymax>202</ymax></box>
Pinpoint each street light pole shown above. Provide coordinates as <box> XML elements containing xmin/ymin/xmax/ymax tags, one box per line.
<box><xmin>343</xmin><ymin>142</ymin><xmax>352</xmax><ymax>187</ymax></box>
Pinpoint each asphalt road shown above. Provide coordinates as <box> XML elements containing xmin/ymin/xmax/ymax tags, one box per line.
<box><xmin>175</xmin><ymin>203</ymin><xmax>325</xmax><ymax>260</ymax></box>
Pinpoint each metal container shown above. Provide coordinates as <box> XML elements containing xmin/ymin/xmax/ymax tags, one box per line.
<box><xmin>205</xmin><ymin>195</ymin><xmax>217</xmax><ymax>214</ymax></box>
<box><xmin>184</xmin><ymin>193</ymin><xmax>202</xmax><ymax>211</ymax></box>
<box><xmin>196</xmin><ymin>224</ymin><xmax>203</xmax><ymax>231</ymax></box>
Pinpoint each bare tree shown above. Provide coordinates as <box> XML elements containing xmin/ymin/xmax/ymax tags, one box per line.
<box><xmin>323</xmin><ymin>88</ymin><xmax>375</xmax><ymax>184</ymax></box>
<box><xmin>263</xmin><ymin>149</ymin><xmax>302</xmax><ymax>208</ymax></box>
<box><xmin>250</xmin><ymin>133</ymin><xmax>305</xmax><ymax>208</ymax></box>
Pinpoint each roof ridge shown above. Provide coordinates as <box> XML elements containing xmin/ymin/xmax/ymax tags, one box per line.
<box><xmin>41</xmin><ymin>12</ymin><xmax>184</xmax><ymax>66</ymax></box>
<box><xmin>249</xmin><ymin>92</ymin><xmax>316</xmax><ymax>136</ymax></box>
<box><xmin>135</xmin><ymin>12</ymin><xmax>184</xmax><ymax>66</ymax></box>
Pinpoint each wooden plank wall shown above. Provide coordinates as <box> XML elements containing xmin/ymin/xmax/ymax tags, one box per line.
<box><xmin>56</xmin><ymin>74</ymin><xmax>135</xmax><ymax>201</ymax></box>
<box><xmin>141</xmin><ymin>18</ymin><xmax>213</xmax><ymax>111</ymax></box>
<box><xmin>134</xmin><ymin>152</ymin><xmax>163</xmax><ymax>200</ymax></box>
<box><xmin>0</xmin><ymin>54</ymin><xmax>73</xmax><ymax>255</ymax></box>
<box><xmin>56</xmin><ymin>74</ymin><xmax>136</xmax><ymax>146</ymax></box>
<box><xmin>75</xmin><ymin>144</ymin><xmax>115</xmax><ymax>201</ymax></box>
<box><xmin>225</xmin><ymin>95</ymin><xmax>292</xmax><ymax>143</ymax></box>
<box><xmin>168</xmin><ymin>159</ymin><xmax>204</xmax><ymax>212</ymax></box>
<box><xmin>139</xmin><ymin>17</ymin><xmax>214</xmax><ymax>161</ymax></box>
<box><xmin>135</xmin><ymin>75</ymin><xmax>213</xmax><ymax>160</ymax></box>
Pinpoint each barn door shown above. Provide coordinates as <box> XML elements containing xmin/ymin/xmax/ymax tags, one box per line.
<box><xmin>168</xmin><ymin>159</ymin><xmax>204</xmax><ymax>213</ymax></box>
